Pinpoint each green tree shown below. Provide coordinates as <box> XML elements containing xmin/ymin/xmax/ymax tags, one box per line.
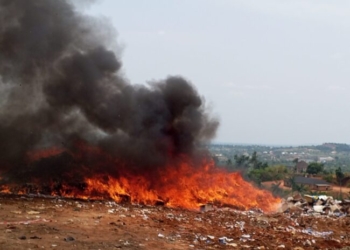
<box><xmin>292</xmin><ymin>158</ymin><xmax>299</xmax><ymax>164</ymax></box>
<box><xmin>306</xmin><ymin>162</ymin><xmax>324</xmax><ymax>175</ymax></box>
<box><xmin>335</xmin><ymin>167</ymin><xmax>345</xmax><ymax>185</ymax></box>
<box><xmin>292</xmin><ymin>158</ymin><xmax>299</xmax><ymax>173</ymax></box>
<box><xmin>249</xmin><ymin>151</ymin><xmax>268</xmax><ymax>169</ymax></box>
<box><xmin>247</xmin><ymin>165</ymin><xmax>288</xmax><ymax>187</ymax></box>
<box><xmin>233</xmin><ymin>154</ymin><xmax>250</xmax><ymax>168</ymax></box>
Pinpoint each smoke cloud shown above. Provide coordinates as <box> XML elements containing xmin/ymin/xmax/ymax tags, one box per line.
<box><xmin>0</xmin><ymin>0</ymin><xmax>219</xmax><ymax>180</ymax></box>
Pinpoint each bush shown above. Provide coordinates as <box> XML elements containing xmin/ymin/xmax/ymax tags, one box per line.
<box><xmin>248</xmin><ymin>165</ymin><xmax>288</xmax><ymax>184</ymax></box>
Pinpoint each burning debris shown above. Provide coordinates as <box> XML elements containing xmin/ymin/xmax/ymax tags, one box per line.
<box><xmin>0</xmin><ymin>0</ymin><xmax>281</xmax><ymax>211</ymax></box>
<box><xmin>0</xmin><ymin>143</ymin><xmax>280</xmax><ymax>211</ymax></box>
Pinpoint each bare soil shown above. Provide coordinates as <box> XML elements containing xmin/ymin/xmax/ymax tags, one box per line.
<box><xmin>262</xmin><ymin>181</ymin><xmax>350</xmax><ymax>196</ymax></box>
<box><xmin>0</xmin><ymin>195</ymin><xmax>349</xmax><ymax>250</ymax></box>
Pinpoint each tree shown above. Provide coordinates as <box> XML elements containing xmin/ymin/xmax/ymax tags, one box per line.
<box><xmin>292</xmin><ymin>158</ymin><xmax>299</xmax><ymax>173</ymax></box>
<box><xmin>248</xmin><ymin>165</ymin><xmax>288</xmax><ymax>186</ymax></box>
<box><xmin>249</xmin><ymin>151</ymin><xmax>268</xmax><ymax>170</ymax></box>
<box><xmin>233</xmin><ymin>154</ymin><xmax>250</xmax><ymax>168</ymax></box>
<box><xmin>306</xmin><ymin>162</ymin><xmax>324</xmax><ymax>175</ymax></box>
<box><xmin>335</xmin><ymin>167</ymin><xmax>344</xmax><ymax>185</ymax></box>
<box><xmin>335</xmin><ymin>167</ymin><xmax>345</xmax><ymax>199</ymax></box>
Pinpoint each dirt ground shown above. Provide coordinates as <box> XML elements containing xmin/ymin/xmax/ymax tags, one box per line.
<box><xmin>262</xmin><ymin>181</ymin><xmax>350</xmax><ymax>196</ymax></box>
<box><xmin>0</xmin><ymin>195</ymin><xmax>349</xmax><ymax>250</ymax></box>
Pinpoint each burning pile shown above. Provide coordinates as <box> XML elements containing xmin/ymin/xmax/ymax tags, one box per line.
<box><xmin>0</xmin><ymin>0</ymin><xmax>280</xmax><ymax>212</ymax></box>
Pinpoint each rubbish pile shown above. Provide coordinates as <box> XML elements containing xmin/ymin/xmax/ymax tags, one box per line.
<box><xmin>281</xmin><ymin>193</ymin><xmax>350</xmax><ymax>216</ymax></box>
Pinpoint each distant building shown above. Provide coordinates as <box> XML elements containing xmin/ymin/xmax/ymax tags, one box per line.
<box><xmin>213</xmin><ymin>153</ymin><xmax>228</xmax><ymax>163</ymax></box>
<box><xmin>284</xmin><ymin>176</ymin><xmax>332</xmax><ymax>191</ymax></box>
<box><xmin>295</xmin><ymin>160</ymin><xmax>308</xmax><ymax>173</ymax></box>
<box><xmin>319</xmin><ymin>156</ymin><xmax>334</xmax><ymax>163</ymax></box>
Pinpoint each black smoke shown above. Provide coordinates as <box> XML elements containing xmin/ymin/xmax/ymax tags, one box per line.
<box><xmin>0</xmin><ymin>0</ymin><xmax>219</xmax><ymax>180</ymax></box>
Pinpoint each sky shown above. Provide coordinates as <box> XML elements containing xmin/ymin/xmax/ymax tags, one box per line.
<box><xmin>85</xmin><ymin>0</ymin><xmax>350</xmax><ymax>145</ymax></box>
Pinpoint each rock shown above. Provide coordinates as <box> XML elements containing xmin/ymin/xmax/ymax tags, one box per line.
<box><xmin>64</xmin><ymin>236</ymin><xmax>75</xmax><ymax>242</ymax></box>
<box><xmin>295</xmin><ymin>200</ymin><xmax>303</xmax><ymax>206</ymax></box>
<box><xmin>287</xmin><ymin>197</ymin><xmax>294</xmax><ymax>202</ymax></box>
<box><xmin>27</xmin><ymin>210</ymin><xmax>40</xmax><ymax>215</ymax></box>
<box><xmin>29</xmin><ymin>236</ymin><xmax>41</xmax><ymax>239</ymax></box>
<box><xmin>207</xmin><ymin>235</ymin><xmax>215</xmax><ymax>240</ymax></box>
<box><xmin>218</xmin><ymin>236</ymin><xmax>233</xmax><ymax>244</ymax></box>
<box><xmin>305</xmin><ymin>239</ymin><xmax>312</xmax><ymax>246</ymax></box>
<box><xmin>158</xmin><ymin>233</ymin><xmax>165</xmax><ymax>238</ymax></box>
<box><xmin>18</xmin><ymin>235</ymin><xmax>26</xmax><ymax>240</ymax></box>
<box><xmin>227</xmin><ymin>242</ymin><xmax>238</xmax><ymax>247</ymax></box>
<box><xmin>277</xmin><ymin>245</ymin><xmax>285</xmax><ymax>248</ymax></box>
<box><xmin>218</xmin><ymin>237</ymin><xmax>226</xmax><ymax>244</ymax></box>
<box><xmin>108</xmin><ymin>209</ymin><xmax>115</xmax><ymax>214</ymax></box>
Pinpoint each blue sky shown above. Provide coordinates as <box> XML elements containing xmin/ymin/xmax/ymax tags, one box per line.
<box><xmin>85</xmin><ymin>0</ymin><xmax>350</xmax><ymax>145</ymax></box>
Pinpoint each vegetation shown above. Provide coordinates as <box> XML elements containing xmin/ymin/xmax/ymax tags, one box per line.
<box><xmin>335</xmin><ymin>167</ymin><xmax>345</xmax><ymax>185</ymax></box>
<box><xmin>210</xmin><ymin>143</ymin><xmax>350</xmax><ymax>198</ymax></box>
<box><xmin>211</xmin><ymin>143</ymin><xmax>349</xmax><ymax>173</ymax></box>
<box><xmin>306</xmin><ymin>162</ymin><xmax>324</xmax><ymax>175</ymax></box>
<box><xmin>248</xmin><ymin>165</ymin><xmax>288</xmax><ymax>185</ymax></box>
<box><xmin>209</xmin><ymin>142</ymin><xmax>350</xmax><ymax>173</ymax></box>
<box><xmin>229</xmin><ymin>151</ymin><xmax>289</xmax><ymax>186</ymax></box>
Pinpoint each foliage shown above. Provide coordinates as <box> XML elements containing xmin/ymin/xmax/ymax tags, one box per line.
<box><xmin>209</xmin><ymin>143</ymin><xmax>350</xmax><ymax>173</ymax></box>
<box><xmin>306</xmin><ymin>162</ymin><xmax>324</xmax><ymax>175</ymax></box>
<box><xmin>233</xmin><ymin>151</ymin><xmax>268</xmax><ymax>170</ymax></box>
<box><xmin>248</xmin><ymin>165</ymin><xmax>288</xmax><ymax>184</ymax></box>
<box><xmin>335</xmin><ymin>167</ymin><xmax>345</xmax><ymax>185</ymax></box>
<box><xmin>232</xmin><ymin>152</ymin><xmax>289</xmax><ymax>185</ymax></box>
<box><xmin>233</xmin><ymin>154</ymin><xmax>250</xmax><ymax>168</ymax></box>
<box><xmin>308</xmin><ymin>190</ymin><xmax>327</xmax><ymax>196</ymax></box>
<box><xmin>322</xmin><ymin>173</ymin><xmax>335</xmax><ymax>184</ymax></box>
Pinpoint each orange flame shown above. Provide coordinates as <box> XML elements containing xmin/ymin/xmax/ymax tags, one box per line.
<box><xmin>0</xmin><ymin>144</ymin><xmax>281</xmax><ymax>212</ymax></box>
<box><xmin>26</xmin><ymin>147</ymin><xmax>65</xmax><ymax>162</ymax></box>
<box><xmin>81</xmin><ymin>158</ymin><xmax>280</xmax><ymax>212</ymax></box>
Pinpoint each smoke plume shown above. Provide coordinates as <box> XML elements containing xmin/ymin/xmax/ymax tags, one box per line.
<box><xmin>0</xmin><ymin>0</ymin><xmax>219</xmax><ymax>181</ymax></box>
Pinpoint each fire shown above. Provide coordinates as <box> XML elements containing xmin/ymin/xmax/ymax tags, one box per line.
<box><xmin>82</xmin><ymin>161</ymin><xmax>280</xmax><ymax>212</ymax></box>
<box><xmin>0</xmin><ymin>143</ymin><xmax>281</xmax><ymax>212</ymax></box>
<box><xmin>26</xmin><ymin>147</ymin><xmax>66</xmax><ymax>162</ymax></box>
